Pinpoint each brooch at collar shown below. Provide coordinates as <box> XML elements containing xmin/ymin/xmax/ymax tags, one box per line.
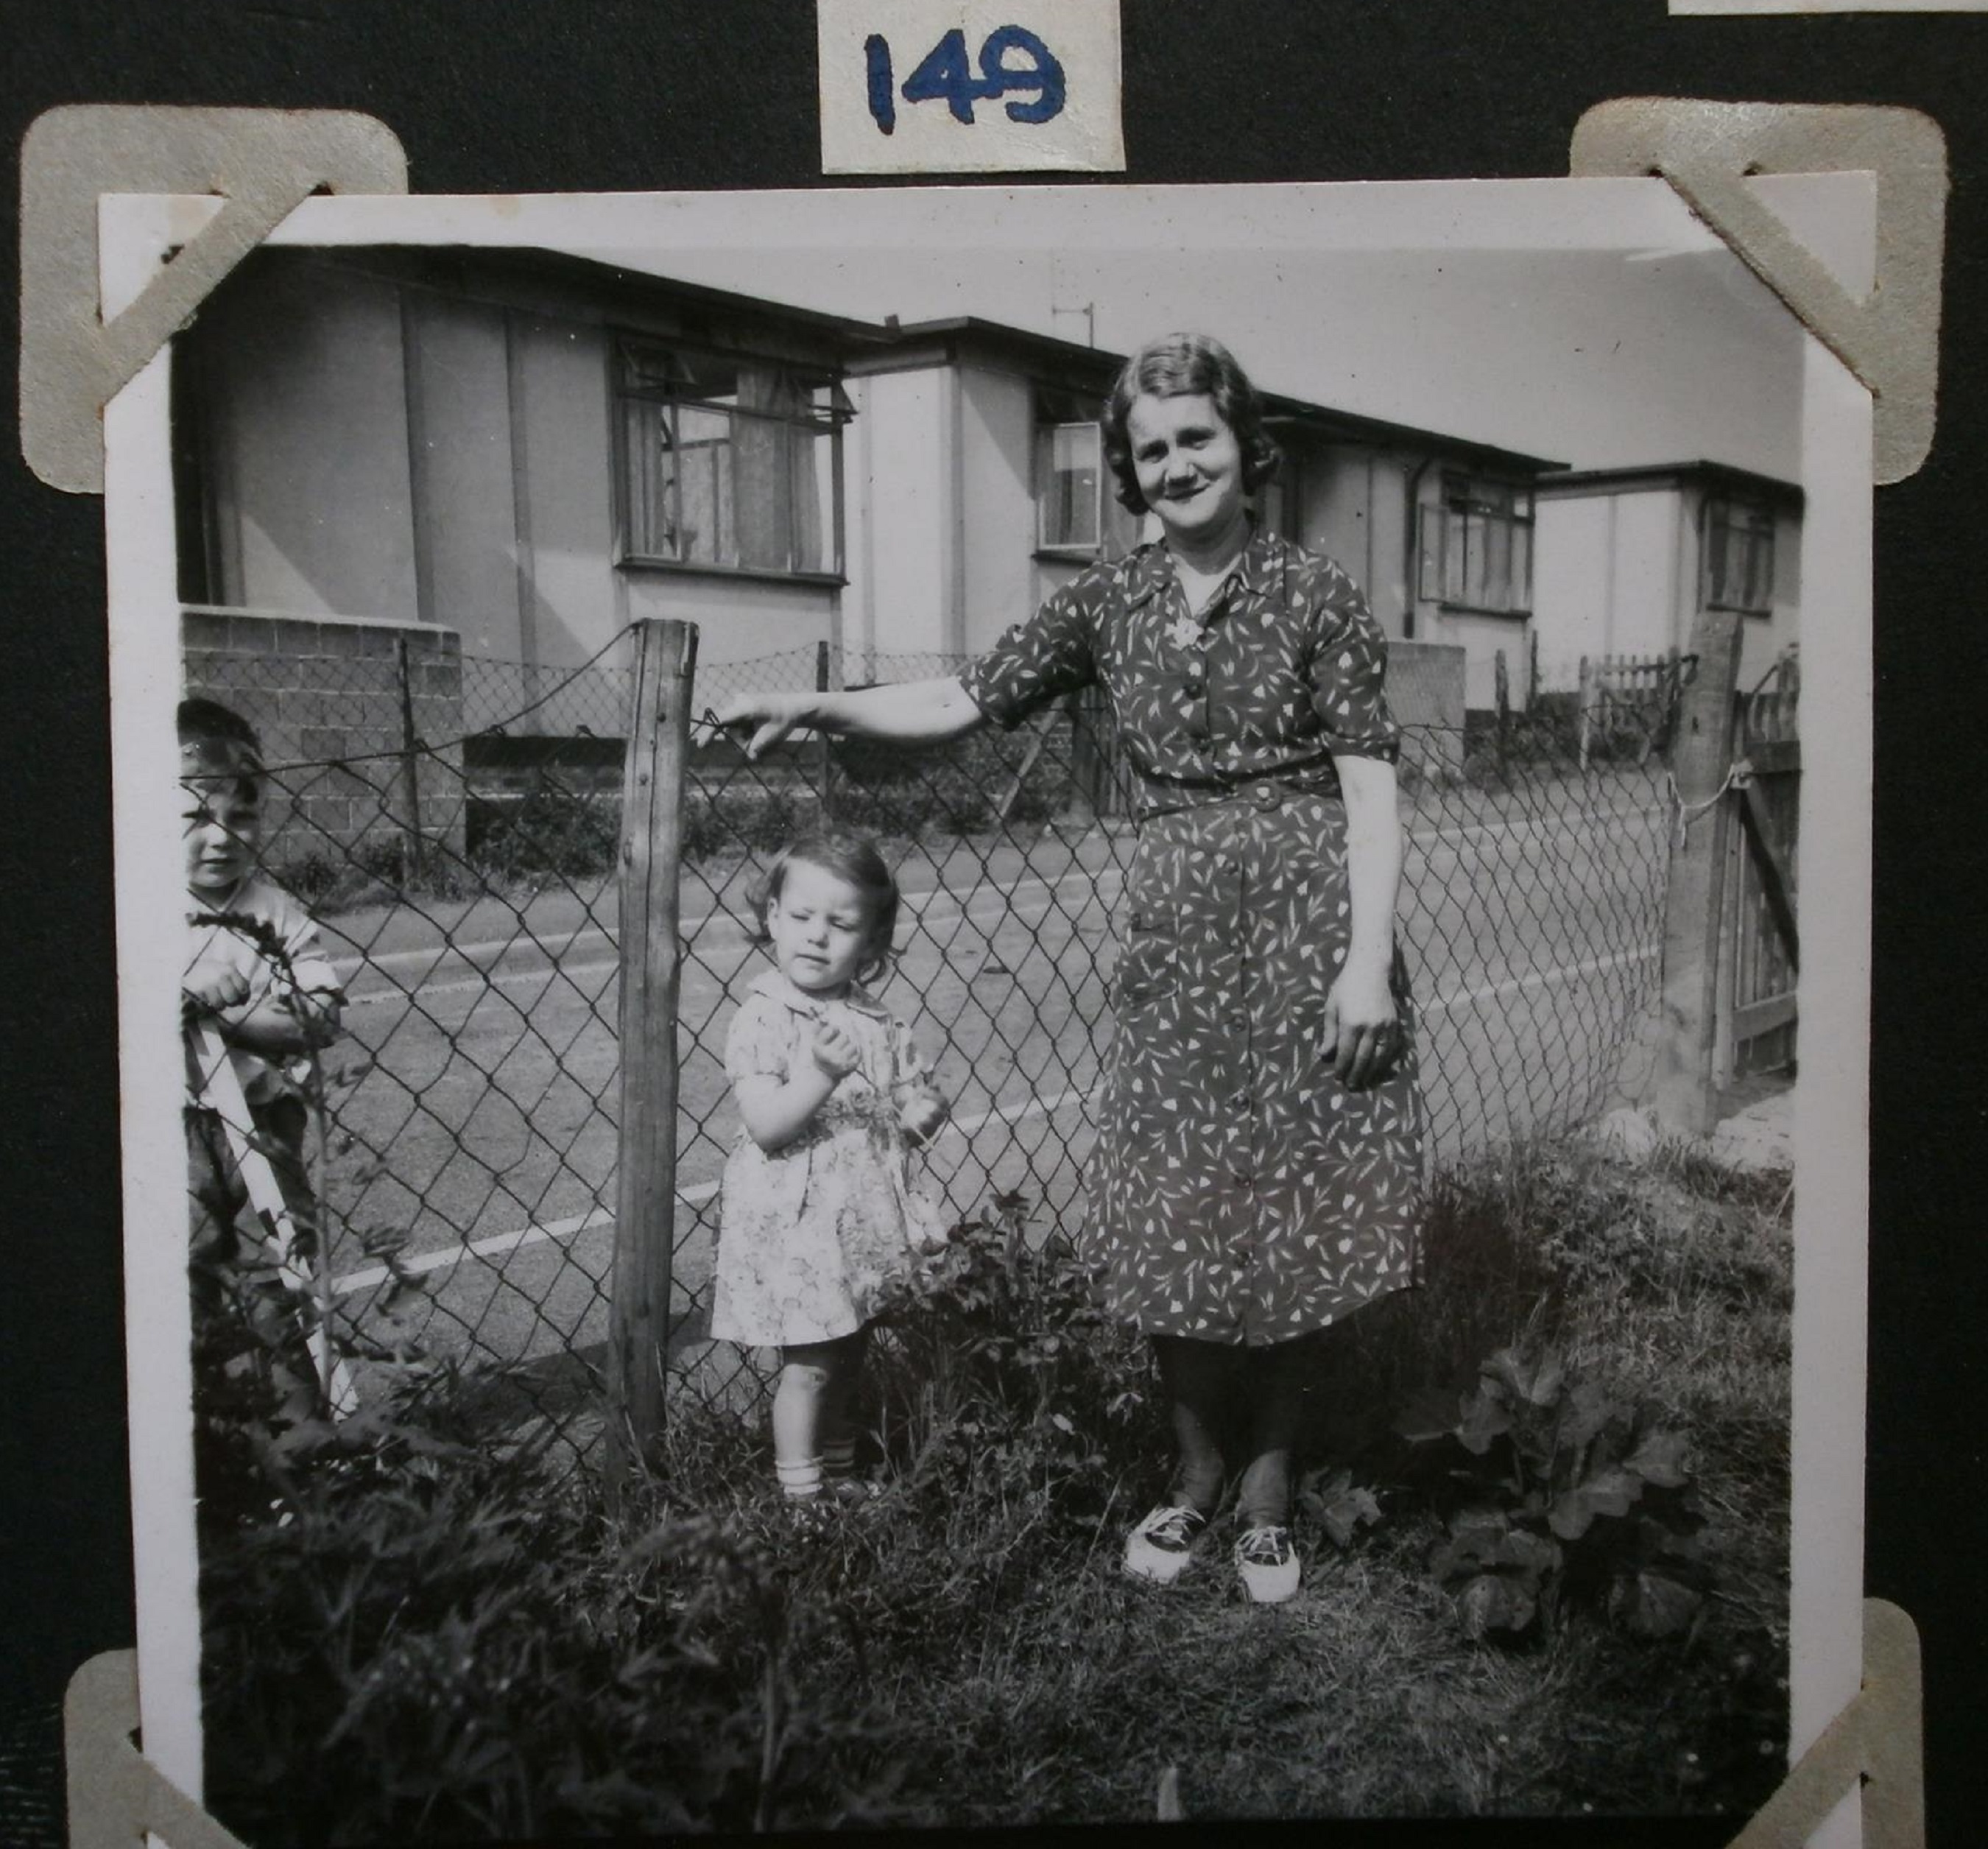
<box><xmin>1163</xmin><ymin>612</ymin><xmax>1204</xmax><ymax>652</ymax></box>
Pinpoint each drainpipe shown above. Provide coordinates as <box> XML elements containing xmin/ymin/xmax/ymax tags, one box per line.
<box><xmin>1402</xmin><ymin>455</ymin><xmax>1437</xmax><ymax>640</ymax></box>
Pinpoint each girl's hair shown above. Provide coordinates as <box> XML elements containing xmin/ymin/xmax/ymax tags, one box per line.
<box><xmin>1100</xmin><ymin>331</ymin><xmax>1282</xmax><ymax>516</ymax></box>
<box><xmin>750</xmin><ymin>833</ymin><xmax>900</xmax><ymax>986</ymax></box>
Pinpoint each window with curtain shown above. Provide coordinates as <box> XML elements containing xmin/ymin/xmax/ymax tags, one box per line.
<box><xmin>617</xmin><ymin>342</ymin><xmax>847</xmax><ymax>577</ymax></box>
<box><xmin>1417</xmin><ymin>473</ymin><xmax>1534</xmax><ymax>615</ymax></box>
<box><xmin>1702</xmin><ymin>497</ymin><xmax>1775</xmax><ymax>614</ymax></box>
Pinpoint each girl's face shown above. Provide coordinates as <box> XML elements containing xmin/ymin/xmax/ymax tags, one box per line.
<box><xmin>767</xmin><ymin>859</ymin><xmax>878</xmax><ymax>996</ymax></box>
<box><xmin>1126</xmin><ymin>391</ymin><xmax>1247</xmax><ymax>551</ymax></box>
<box><xmin>183</xmin><ymin>781</ymin><xmax>262</xmax><ymax>896</ymax></box>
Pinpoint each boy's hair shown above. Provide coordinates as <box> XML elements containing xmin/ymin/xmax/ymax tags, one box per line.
<box><xmin>1099</xmin><ymin>331</ymin><xmax>1282</xmax><ymax>517</ymax></box>
<box><xmin>750</xmin><ymin>833</ymin><xmax>900</xmax><ymax>987</ymax></box>
<box><xmin>178</xmin><ymin>697</ymin><xmax>266</xmax><ymax>792</ymax></box>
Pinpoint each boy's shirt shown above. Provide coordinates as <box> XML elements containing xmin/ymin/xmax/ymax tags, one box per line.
<box><xmin>186</xmin><ymin>873</ymin><xmax>343</xmax><ymax>1107</ymax></box>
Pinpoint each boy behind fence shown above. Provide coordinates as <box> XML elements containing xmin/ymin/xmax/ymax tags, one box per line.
<box><xmin>180</xmin><ymin>699</ymin><xmax>344</xmax><ymax>1290</ymax></box>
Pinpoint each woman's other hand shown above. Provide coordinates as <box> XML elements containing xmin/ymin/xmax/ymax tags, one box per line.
<box><xmin>1321</xmin><ymin>961</ymin><xmax>1399</xmax><ymax>1090</ymax></box>
<box><xmin>709</xmin><ymin>691</ymin><xmax>805</xmax><ymax>760</ymax></box>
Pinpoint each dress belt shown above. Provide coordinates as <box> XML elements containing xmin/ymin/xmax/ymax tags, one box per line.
<box><xmin>1140</xmin><ymin>777</ymin><xmax>1343</xmax><ymax>821</ymax></box>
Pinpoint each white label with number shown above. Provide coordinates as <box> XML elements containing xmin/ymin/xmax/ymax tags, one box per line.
<box><xmin>817</xmin><ymin>0</ymin><xmax>1125</xmax><ymax>175</ymax></box>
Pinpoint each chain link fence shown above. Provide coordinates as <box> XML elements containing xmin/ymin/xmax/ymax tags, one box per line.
<box><xmin>183</xmin><ymin>623</ymin><xmax>1672</xmax><ymax>1476</ymax></box>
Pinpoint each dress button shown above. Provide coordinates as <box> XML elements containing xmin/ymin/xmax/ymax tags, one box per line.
<box><xmin>1232</xmin><ymin>1168</ymin><xmax>1253</xmax><ymax>1187</ymax></box>
<box><xmin>1251</xmin><ymin>782</ymin><xmax>1281</xmax><ymax>811</ymax></box>
<box><xmin>1188</xmin><ymin>727</ymin><xmax>1210</xmax><ymax>745</ymax></box>
<box><xmin>1184</xmin><ymin>678</ymin><xmax>1204</xmax><ymax>697</ymax></box>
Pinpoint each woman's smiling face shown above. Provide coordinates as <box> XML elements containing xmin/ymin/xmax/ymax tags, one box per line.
<box><xmin>1126</xmin><ymin>391</ymin><xmax>1247</xmax><ymax>549</ymax></box>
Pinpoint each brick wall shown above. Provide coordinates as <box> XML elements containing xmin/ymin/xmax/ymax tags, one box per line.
<box><xmin>181</xmin><ymin>607</ymin><xmax>468</xmax><ymax>866</ymax></box>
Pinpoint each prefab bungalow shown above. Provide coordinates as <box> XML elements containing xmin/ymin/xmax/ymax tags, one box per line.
<box><xmin>1531</xmin><ymin>462</ymin><xmax>1803</xmax><ymax>695</ymax></box>
<box><xmin>172</xmin><ymin>245</ymin><xmax>1565</xmax><ymax>766</ymax></box>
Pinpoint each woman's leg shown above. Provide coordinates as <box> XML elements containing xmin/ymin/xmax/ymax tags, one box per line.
<box><xmin>1234</xmin><ymin>1330</ymin><xmax>1330</xmax><ymax>1528</ymax></box>
<box><xmin>1153</xmin><ymin>1334</ymin><xmax>1235</xmax><ymax>1511</ymax></box>
<box><xmin>773</xmin><ymin>1332</ymin><xmax>864</xmax><ymax>1498</ymax></box>
<box><xmin>1125</xmin><ymin>1336</ymin><xmax>1238</xmax><ymax>1582</ymax></box>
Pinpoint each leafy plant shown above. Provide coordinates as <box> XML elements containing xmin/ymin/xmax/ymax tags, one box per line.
<box><xmin>1395</xmin><ymin>1345</ymin><xmax>1708</xmax><ymax>1643</ymax></box>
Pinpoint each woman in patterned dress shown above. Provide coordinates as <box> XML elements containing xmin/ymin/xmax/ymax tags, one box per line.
<box><xmin>716</xmin><ymin>333</ymin><xmax>1423</xmax><ymax>1603</ymax></box>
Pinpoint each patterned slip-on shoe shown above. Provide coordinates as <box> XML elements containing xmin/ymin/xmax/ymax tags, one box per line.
<box><xmin>1124</xmin><ymin>1505</ymin><xmax>1209</xmax><ymax>1585</ymax></box>
<box><xmin>1234</xmin><ymin>1524</ymin><xmax>1301</xmax><ymax>1605</ymax></box>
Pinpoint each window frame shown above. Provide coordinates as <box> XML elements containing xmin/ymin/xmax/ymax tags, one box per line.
<box><xmin>1700</xmin><ymin>495</ymin><xmax>1777</xmax><ymax>616</ymax></box>
<box><xmin>613</xmin><ymin>336</ymin><xmax>850</xmax><ymax>584</ymax></box>
<box><xmin>1417</xmin><ymin>471</ymin><xmax>1536</xmax><ymax>619</ymax></box>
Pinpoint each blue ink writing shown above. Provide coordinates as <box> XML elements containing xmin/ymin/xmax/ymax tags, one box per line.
<box><xmin>861</xmin><ymin>24</ymin><xmax>1068</xmax><ymax>134</ymax></box>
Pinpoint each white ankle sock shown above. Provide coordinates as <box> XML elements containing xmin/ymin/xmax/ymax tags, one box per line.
<box><xmin>777</xmin><ymin>1456</ymin><xmax>825</xmax><ymax>1499</ymax></box>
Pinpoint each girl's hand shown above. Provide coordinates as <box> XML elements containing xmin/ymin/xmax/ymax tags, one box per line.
<box><xmin>809</xmin><ymin>1022</ymin><xmax>862</xmax><ymax>1080</ymax></box>
<box><xmin>709</xmin><ymin>691</ymin><xmax>804</xmax><ymax>761</ymax></box>
<box><xmin>900</xmin><ymin>1086</ymin><xmax>948</xmax><ymax>1147</ymax></box>
<box><xmin>1321</xmin><ymin>961</ymin><xmax>1400</xmax><ymax>1090</ymax></box>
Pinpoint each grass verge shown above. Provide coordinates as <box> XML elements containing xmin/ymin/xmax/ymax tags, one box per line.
<box><xmin>196</xmin><ymin>1134</ymin><xmax>1791</xmax><ymax>1839</ymax></box>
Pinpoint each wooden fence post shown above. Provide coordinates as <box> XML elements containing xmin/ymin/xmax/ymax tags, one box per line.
<box><xmin>606</xmin><ymin>617</ymin><xmax>698</xmax><ymax>1493</ymax></box>
<box><xmin>815</xmin><ymin>638</ymin><xmax>835</xmax><ymax>825</ymax></box>
<box><xmin>1650</xmin><ymin>610</ymin><xmax>1745</xmax><ymax>1137</ymax></box>
<box><xmin>1493</xmin><ymin>649</ymin><xmax>1511</xmax><ymax>776</ymax></box>
<box><xmin>394</xmin><ymin>635</ymin><xmax>426</xmax><ymax>884</ymax></box>
<box><xmin>1577</xmin><ymin>655</ymin><xmax>1593</xmax><ymax>772</ymax></box>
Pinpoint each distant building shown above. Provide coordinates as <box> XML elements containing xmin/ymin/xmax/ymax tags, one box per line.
<box><xmin>1532</xmin><ymin>463</ymin><xmax>1803</xmax><ymax>694</ymax></box>
<box><xmin>174</xmin><ymin>245</ymin><xmax>1577</xmax><ymax>760</ymax></box>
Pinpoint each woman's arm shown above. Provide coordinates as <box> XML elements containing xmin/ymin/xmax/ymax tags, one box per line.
<box><xmin>712</xmin><ymin>675</ymin><xmax>986</xmax><ymax>760</ymax></box>
<box><xmin>1325</xmin><ymin>751</ymin><xmax>1404</xmax><ymax>1087</ymax></box>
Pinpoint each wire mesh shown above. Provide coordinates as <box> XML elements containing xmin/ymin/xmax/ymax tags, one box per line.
<box><xmin>183</xmin><ymin>625</ymin><xmax>1677</xmax><ymax>1473</ymax></box>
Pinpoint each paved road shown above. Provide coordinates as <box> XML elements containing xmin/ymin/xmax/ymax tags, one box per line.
<box><xmin>320</xmin><ymin>791</ymin><xmax>1672</xmax><ymax>1386</ymax></box>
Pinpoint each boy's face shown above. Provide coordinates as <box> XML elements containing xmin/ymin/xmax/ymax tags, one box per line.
<box><xmin>183</xmin><ymin>779</ymin><xmax>263</xmax><ymax>895</ymax></box>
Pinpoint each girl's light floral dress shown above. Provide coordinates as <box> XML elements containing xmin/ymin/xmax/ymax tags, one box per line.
<box><xmin>712</xmin><ymin>968</ymin><xmax>945</xmax><ymax>1347</ymax></box>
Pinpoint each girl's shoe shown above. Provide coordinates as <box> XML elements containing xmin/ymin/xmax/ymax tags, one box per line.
<box><xmin>1124</xmin><ymin>1505</ymin><xmax>1208</xmax><ymax>1585</ymax></box>
<box><xmin>1234</xmin><ymin>1524</ymin><xmax>1301</xmax><ymax>1604</ymax></box>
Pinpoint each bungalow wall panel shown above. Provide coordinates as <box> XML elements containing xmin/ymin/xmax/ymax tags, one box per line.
<box><xmin>404</xmin><ymin>295</ymin><xmax>524</xmax><ymax>659</ymax></box>
<box><xmin>859</xmin><ymin>372</ymin><xmax>948</xmax><ymax>667</ymax></box>
<box><xmin>510</xmin><ymin>317</ymin><xmax>620</xmax><ymax>668</ymax></box>
<box><xmin>203</xmin><ymin>263</ymin><xmax>419</xmax><ymax>624</ymax></box>
<box><xmin>959</xmin><ymin>365</ymin><xmax>1037</xmax><ymax>654</ymax></box>
<box><xmin>1609</xmin><ymin>490</ymin><xmax>1681</xmax><ymax>662</ymax></box>
<box><xmin>1532</xmin><ymin>496</ymin><xmax>1614</xmax><ymax>686</ymax></box>
<box><xmin>621</xmin><ymin>571</ymin><xmax>834</xmax><ymax>677</ymax></box>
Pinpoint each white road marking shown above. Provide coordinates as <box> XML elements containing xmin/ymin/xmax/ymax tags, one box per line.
<box><xmin>331</xmin><ymin>1081</ymin><xmax>1098</xmax><ymax>1295</ymax></box>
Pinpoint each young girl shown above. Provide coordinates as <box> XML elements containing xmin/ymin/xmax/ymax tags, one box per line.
<box><xmin>712</xmin><ymin>834</ymin><xmax>948</xmax><ymax>1501</ymax></box>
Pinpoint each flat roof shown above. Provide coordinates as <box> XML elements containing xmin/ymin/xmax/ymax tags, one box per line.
<box><xmin>1537</xmin><ymin>461</ymin><xmax>1803</xmax><ymax>510</ymax></box>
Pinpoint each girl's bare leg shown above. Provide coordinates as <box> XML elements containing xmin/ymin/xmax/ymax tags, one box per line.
<box><xmin>774</xmin><ymin>1332</ymin><xmax>864</xmax><ymax>1498</ymax></box>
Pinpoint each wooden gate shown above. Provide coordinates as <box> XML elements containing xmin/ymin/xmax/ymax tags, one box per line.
<box><xmin>1721</xmin><ymin>653</ymin><xmax>1800</xmax><ymax>1079</ymax></box>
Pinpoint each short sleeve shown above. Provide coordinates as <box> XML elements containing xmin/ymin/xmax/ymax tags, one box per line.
<box><xmin>1305</xmin><ymin>563</ymin><xmax>1401</xmax><ymax>764</ymax></box>
<box><xmin>725</xmin><ymin>995</ymin><xmax>793</xmax><ymax>1086</ymax></box>
<box><xmin>271</xmin><ymin>892</ymin><xmax>342</xmax><ymax>999</ymax></box>
<box><xmin>958</xmin><ymin>574</ymin><xmax>1102</xmax><ymax>731</ymax></box>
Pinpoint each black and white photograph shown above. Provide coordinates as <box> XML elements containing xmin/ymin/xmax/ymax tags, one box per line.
<box><xmin>102</xmin><ymin>177</ymin><xmax>1868</xmax><ymax>1838</ymax></box>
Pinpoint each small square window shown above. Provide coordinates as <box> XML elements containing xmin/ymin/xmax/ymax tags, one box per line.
<box><xmin>1702</xmin><ymin>498</ymin><xmax>1775</xmax><ymax>614</ymax></box>
<box><xmin>1417</xmin><ymin>474</ymin><xmax>1534</xmax><ymax>616</ymax></box>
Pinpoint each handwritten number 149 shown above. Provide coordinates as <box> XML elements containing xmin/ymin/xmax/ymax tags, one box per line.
<box><xmin>864</xmin><ymin>26</ymin><xmax>1066</xmax><ymax>134</ymax></box>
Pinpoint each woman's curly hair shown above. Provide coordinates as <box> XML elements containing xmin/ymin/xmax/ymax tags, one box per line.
<box><xmin>1100</xmin><ymin>332</ymin><xmax>1282</xmax><ymax>516</ymax></box>
<box><xmin>747</xmin><ymin>832</ymin><xmax>901</xmax><ymax>987</ymax></box>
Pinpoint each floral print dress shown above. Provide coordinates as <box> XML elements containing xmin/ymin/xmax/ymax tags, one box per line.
<box><xmin>712</xmin><ymin>969</ymin><xmax>945</xmax><ymax>1348</ymax></box>
<box><xmin>960</xmin><ymin>529</ymin><xmax>1425</xmax><ymax>1346</ymax></box>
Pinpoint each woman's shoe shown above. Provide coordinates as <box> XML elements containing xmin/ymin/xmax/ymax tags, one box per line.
<box><xmin>1234</xmin><ymin>1524</ymin><xmax>1301</xmax><ymax>1603</ymax></box>
<box><xmin>1124</xmin><ymin>1504</ymin><xmax>1208</xmax><ymax>1584</ymax></box>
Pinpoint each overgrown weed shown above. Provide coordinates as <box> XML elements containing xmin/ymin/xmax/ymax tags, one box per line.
<box><xmin>198</xmin><ymin>1135</ymin><xmax>1792</xmax><ymax>1839</ymax></box>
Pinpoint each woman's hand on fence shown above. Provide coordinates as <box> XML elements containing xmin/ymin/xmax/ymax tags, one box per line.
<box><xmin>708</xmin><ymin>691</ymin><xmax>804</xmax><ymax>760</ymax></box>
<box><xmin>900</xmin><ymin>1086</ymin><xmax>949</xmax><ymax>1147</ymax></box>
<box><xmin>809</xmin><ymin>1023</ymin><xmax>863</xmax><ymax>1081</ymax></box>
<box><xmin>1321</xmin><ymin>963</ymin><xmax>1400</xmax><ymax>1091</ymax></box>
